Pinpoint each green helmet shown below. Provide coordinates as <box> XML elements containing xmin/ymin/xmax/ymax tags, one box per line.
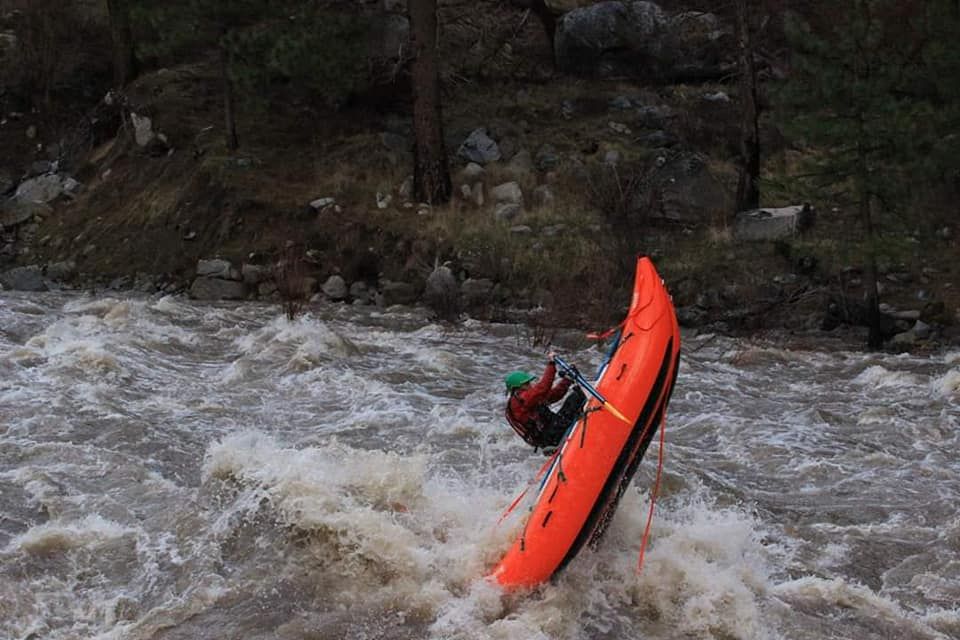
<box><xmin>504</xmin><ymin>371</ymin><xmax>536</xmax><ymax>391</ymax></box>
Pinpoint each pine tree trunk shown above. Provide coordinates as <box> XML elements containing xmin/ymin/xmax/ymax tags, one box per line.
<box><xmin>856</xmin><ymin>120</ymin><xmax>882</xmax><ymax>348</ymax></box>
<box><xmin>735</xmin><ymin>0</ymin><xmax>761</xmax><ymax>213</ymax></box>
<box><xmin>219</xmin><ymin>31</ymin><xmax>239</xmax><ymax>152</ymax></box>
<box><xmin>408</xmin><ymin>0</ymin><xmax>451</xmax><ymax>205</ymax></box>
<box><xmin>529</xmin><ymin>0</ymin><xmax>557</xmax><ymax>63</ymax></box>
<box><xmin>106</xmin><ymin>0</ymin><xmax>136</xmax><ymax>87</ymax></box>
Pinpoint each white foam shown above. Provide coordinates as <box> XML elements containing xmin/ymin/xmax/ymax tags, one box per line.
<box><xmin>7</xmin><ymin>514</ymin><xmax>135</xmax><ymax>554</ymax></box>
<box><xmin>931</xmin><ymin>368</ymin><xmax>960</xmax><ymax>398</ymax></box>
<box><xmin>853</xmin><ymin>365</ymin><xmax>922</xmax><ymax>390</ymax></box>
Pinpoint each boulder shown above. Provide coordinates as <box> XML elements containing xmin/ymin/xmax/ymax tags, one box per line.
<box><xmin>457</xmin><ymin>128</ymin><xmax>501</xmax><ymax>165</ymax></box>
<box><xmin>733</xmin><ymin>205</ymin><xmax>815</xmax><ymax>241</ymax></box>
<box><xmin>425</xmin><ymin>264</ymin><xmax>459</xmax><ymax>318</ymax></box>
<box><xmin>503</xmin><ymin>150</ymin><xmax>534</xmax><ymax>180</ymax></box>
<box><xmin>46</xmin><ymin>260</ymin><xmax>77</xmax><ymax>282</ymax></box>
<box><xmin>378</xmin><ymin>280</ymin><xmax>418</xmax><ymax>306</ymax></box>
<box><xmin>196</xmin><ymin>258</ymin><xmax>240</xmax><ymax>280</ymax></box>
<box><xmin>13</xmin><ymin>174</ymin><xmax>65</xmax><ymax>204</ymax></box>
<box><xmin>322</xmin><ymin>275</ymin><xmax>348</xmax><ymax>301</ymax></box>
<box><xmin>241</xmin><ymin>263</ymin><xmax>269</xmax><ymax>285</ymax></box>
<box><xmin>189</xmin><ymin>277</ymin><xmax>246</xmax><ymax>300</ymax></box>
<box><xmin>641</xmin><ymin>152</ymin><xmax>730</xmax><ymax>224</ymax></box>
<box><xmin>0</xmin><ymin>265</ymin><xmax>47</xmax><ymax>291</ymax></box>
<box><xmin>1</xmin><ymin>199</ymin><xmax>50</xmax><ymax>229</ymax></box>
<box><xmin>555</xmin><ymin>1</ymin><xmax>733</xmax><ymax>81</ymax></box>
<box><xmin>490</xmin><ymin>181</ymin><xmax>523</xmax><ymax>205</ymax></box>
<box><xmin>494</xmin><ymin>203</ymin><xmax>522</xmax><ymax>222</ymax></box>
<box><xmin>350</xmin><ymin>281</ymin><xmax>372</xmax><ymax>304</ymax></box>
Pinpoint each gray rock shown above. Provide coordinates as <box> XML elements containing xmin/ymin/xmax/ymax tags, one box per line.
<box><xmin>471</xmin><ymin>181</ymin><xmax>485</xmax><ymax>208</ymax></box>
<box><xmin>189</xmin><ymin>277</ymin><xmax>246</xmax><ymax>300</ymax></box>
<box><xmin>733</xmin><ymin>204</ymin><xmax>815</xmax><ymax>241</ymax></box>
<box><xmin>196</xmin><ymin>258</ymin><xmax>239</xmax><ymax>280</ymax></box>
<box><xmin>644</xmin><ymin>152</ymin><xmax>731</xmax><ymax>224</ymax></box>
<box><xmin>380</xmin><ymin>131</ymin><xmax>409</xmax><ymax>153</ymax></box>
<box><xmin>0</xmin><ymin>171</ymin><xmax>12</xmax><ymax>195</ymax></box>
<box><xmin>532</xmin><ymin>185</ymin><xmax>555</xmax><ymax>208</ymax></box>
<box><xmin>378</xmin><ymin>280</ymin><xmax>418</xmax><ymax>307</ymax></box>
<box><xmin>241</xmin><ymin>263</ymin><xmax>269</xmax><ymax>284</ymax></box>
<box><xmin>0</xmin><ymin>265</ymin><xmax>47</xmax><ymax>291</ymax></box>
<box><xmin>13</xmin><ymin>174</ymin><xmax>64</xmax><ymax>203</ymax></box>
<box><xmin>349</xmin><ymin>281</ymin><xmax>371</xmax><ymax>304</ymax></box>
<box><xmin>503</xmin><ymin>149</ymin><xmax>534</xmax><ymax>179</ymax></box>
<box><xmin>46</xmin><ymin>260</ymin><xmax>77</xmax><ymax>282</ymax></box>
<box><xmin>490</xmin><ymin>181</ymin><xmax>523</xmax><ymax>205</ymax></box>
<box><xmin>555</xmin><ymin>1</ymin><xmax>733</xmax><ymax>81</ymax></box>
<box><xmin>322</xmin><ymin>275</ymin><xmax>348</xmax><ymax>301</ymax></box>
<box><xmin>535</xmin><ymin>145</ymin><xmax>561</xmax><ymax>172</ymax></box>
<box><xmin>424</xmin><ymin>264</ymin><xmax>459</xmax><ymax>318</ymax></box>
<box><xmin>309</xmin><ymin>197</ymin><xmax>336</xmax><ymax>211</ymax></box>
<box><xmin>129</xmin><ymin>112</ymin><xmax>155</xmax><ymax>147</ymax></box>
<box><xmin>635</xmin><ymin>104</ymin><xmax>675</xmax><ymax>128</ymax></box>
<box><xmin>458</xmin><ymin>128</ymin><xmax>501</xmax><ymax>165</ymax></box>
<box><xmin>494</xmin><ymin>203</ymin><xmax>522</xmax><ymax>222</ymax></box>
<box><xmin>1</xmin><ymin>199</ymin><xmax>49</xmax><ymax>229</ymax></box>
<box><xmin>460</xmin><ymin>162</ymin><xmax>486</xmax><ymax>182</ymax></box>
<box><xmin>641</xmin><ymin>130</ymin><xmax>679</xmax><ymax>147</ymax></box>
<box><xmin>703</xmin><ymin>91</ymin><xmax>731</xmax><ymax>103</ymax></box>
<box><xmin>258</xmin><ymin>281</ymin><xmax>278</xmax><ymax>297</ymax></box>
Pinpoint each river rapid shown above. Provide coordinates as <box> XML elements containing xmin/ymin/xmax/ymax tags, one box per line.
<box><xmin>0</xmin><ymin>292</ymin><xmax>958</xmax><ymax>640</ymax></box>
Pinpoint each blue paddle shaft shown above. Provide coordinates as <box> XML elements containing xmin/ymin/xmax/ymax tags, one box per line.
<box><xmin>553</xmin><ymin>355</ymin><xmax>607</xmax><ymax>405</ymax></box>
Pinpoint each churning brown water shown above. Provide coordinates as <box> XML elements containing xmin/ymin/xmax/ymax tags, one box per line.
<box><xmin>1</xmin><ymin>292</ymin><xmax>958</xmax><ymax>640</ymax></box>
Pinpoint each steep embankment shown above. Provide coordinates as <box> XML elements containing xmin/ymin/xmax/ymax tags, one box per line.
<box><xmin>0</xmin><ymin>1</ymin><xmax>956</xmax><ymax>347</ymax></box>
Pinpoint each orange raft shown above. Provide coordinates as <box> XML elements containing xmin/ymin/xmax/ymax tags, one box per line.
<box><xmin>490</xmin><ymin>255</ymin><xmax>681</xmax><ymax>589</ymax></box>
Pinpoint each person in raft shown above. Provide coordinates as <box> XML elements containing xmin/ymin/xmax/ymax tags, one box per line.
<box><xmin>504</xmin><ymin>351</ymin><xmax>587</xmax><ymax>453</ymax></box>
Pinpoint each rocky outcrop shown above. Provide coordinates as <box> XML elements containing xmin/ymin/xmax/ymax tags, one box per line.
<box><xmin>555</xmin><ymin>1</ymin><xmax>734</xmax><ymax>81</ymax></box>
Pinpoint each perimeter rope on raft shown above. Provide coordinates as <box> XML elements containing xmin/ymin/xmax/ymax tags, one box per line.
<box><xmin>637</xmin><ymin>412</ymin><xmax>667</xmax><ymax>573</ymax></box>
<box><xmin>496</xmin><ymin>447</ymin><xmax>560</xmax><ymax>526</ymax></box>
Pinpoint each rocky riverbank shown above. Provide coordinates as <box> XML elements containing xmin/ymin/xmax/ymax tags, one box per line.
<box><xmin>1</xmin><ymin>1</ymin><xmax>957</xmax><ymax>352</ymax></box>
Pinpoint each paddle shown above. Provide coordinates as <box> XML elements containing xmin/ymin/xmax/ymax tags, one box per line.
<box><xmin>553</xmin><ymin>355</ymin><xmax>631</xmax><ymax>424</ymax></box>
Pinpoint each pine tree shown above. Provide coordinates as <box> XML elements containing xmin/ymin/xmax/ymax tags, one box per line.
<box><xmin>408</xmin><ymin>0</ymin><xmax>452</xmax><ymax>205</ymax></box>
<box><xmin>106</xmin><ymin>0</ymin><xmax>137</xmax><ymax>88</ymax></box>
<box><xmin>133</xmin><ymin>1</ymin><xmax>372</xmax><ymax>152</ymax></box>
<box><xmin>778</xmin><ymin>0</ymin><xmax>936</xmax><ymax>347</ymax></box>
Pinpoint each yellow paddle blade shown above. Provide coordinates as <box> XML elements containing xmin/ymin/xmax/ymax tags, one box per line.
<box><xmin>603</xmin><ymin>401</ymin><xmax>631</xmax><ymax>424</ymax></box>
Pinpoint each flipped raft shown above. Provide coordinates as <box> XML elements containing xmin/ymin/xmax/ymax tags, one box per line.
<box><xmin>491</xmin><ymin>256</ymin><xmax>681</xmax><ymax>589</ymax></box>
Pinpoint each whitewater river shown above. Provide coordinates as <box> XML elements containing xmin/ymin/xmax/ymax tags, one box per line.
<box><xmin>0</xmin><ymin>292</ymin><xmax>958</xmax><ymax>640</ymax></box>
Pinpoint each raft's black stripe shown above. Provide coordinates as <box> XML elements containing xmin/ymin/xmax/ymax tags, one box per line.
<box><xmin>554</xmin><ymin>338</ymin><xmax>676</xmax><ymax>576</ymax></box>
<box><xmin>590</xmin><ymin>349</ymin><xmax>682</xmax><ymax>548</ymax></box>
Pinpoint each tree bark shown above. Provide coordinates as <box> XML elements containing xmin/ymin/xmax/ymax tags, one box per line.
<box><xmin>408</xmin><ymin>0</ymin><xmax>451</xmax><ymax>205</ymax></box>
<box><xmin>106</xmin><ymin>0</ymin><xmax>137</xmax><ymax>87</ymax></box>
<box><xmin>735</xmin><ymin>0</ymin><xmax>761</xmax><ymax>213</ymax></box>
<box><xmin>510</xmin><ymin>0</ymin><xmax>557</xmax><ymax>65</ymax></box>
<box><xmin>219</xmin><ymin>30</ymin><xmax>239</xmax><ymax>152</ymax></box>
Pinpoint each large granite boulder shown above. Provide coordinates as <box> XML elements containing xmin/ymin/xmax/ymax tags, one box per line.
<box><xmin>555</xmin><ymin>1</ymin><xmax>733</xmax><ymax>81</ymax></box>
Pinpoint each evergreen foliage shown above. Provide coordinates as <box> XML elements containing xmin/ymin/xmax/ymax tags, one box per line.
<box><xmin>779</xmin><ymin>1</ymin><xmax>959</xmax><ymax>216</ymax></box>
<box><xmin>776</xmin><ymin>0</ymin><xmax>960</xmax><ymax>346</ymax></box>
<box><xmin>130</xmin><ymin>0</ymin><xmax>373</xmax><ymax>146</ymax></box>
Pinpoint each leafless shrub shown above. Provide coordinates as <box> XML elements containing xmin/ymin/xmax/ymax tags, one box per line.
<box><xmin>585</xmin><ymin>160</ymin><xmax>660</xmax><ymax>226</ymax></box>
<box><xmin>274</xmin><ymin>242</ymin><xmax>308</xmax><ymax>321</ymax></box>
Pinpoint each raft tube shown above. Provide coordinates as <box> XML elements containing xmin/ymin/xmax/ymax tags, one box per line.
<box><xmin>491</xmin><ymin>255</ymin><xmax>681</xmax><ymax>589</ymax></box>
